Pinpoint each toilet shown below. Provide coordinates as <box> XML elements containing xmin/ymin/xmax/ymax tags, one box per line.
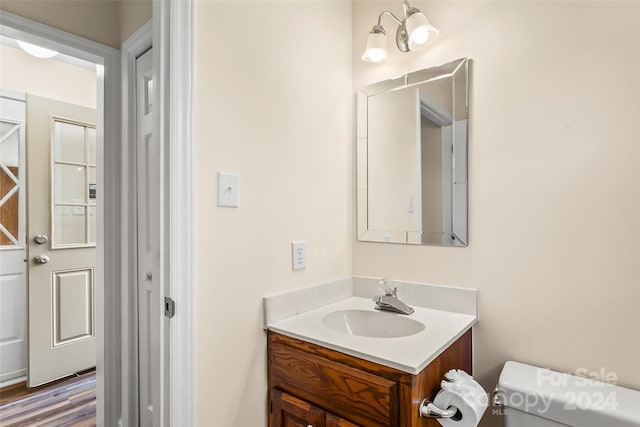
<box><xmin>497</xmin><ymin>361</ymin><xmax>640</xmax><ymax>427</ymax></box>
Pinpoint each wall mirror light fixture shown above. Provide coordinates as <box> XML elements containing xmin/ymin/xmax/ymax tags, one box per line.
<box><xmin>356</xmin><ymin>57</ymin><xmax>470</xmax><ymax>247</ymax></box>
<box><xmin>361</xmin><ymin>0</ymin><xmax>439</xmax><ymax>63</ymax></box>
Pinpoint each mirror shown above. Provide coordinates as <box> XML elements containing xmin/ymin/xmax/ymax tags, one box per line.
<box><xmin>357</xmin><ymin>58</ymin><xmax>470</xmax><ymax>246</ymax></box>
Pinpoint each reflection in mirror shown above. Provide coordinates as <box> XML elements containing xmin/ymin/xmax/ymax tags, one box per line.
<box><xmin>357</xmin><ymin>58</ymin><xmax>470</xmax><ymax>246</ymax></box>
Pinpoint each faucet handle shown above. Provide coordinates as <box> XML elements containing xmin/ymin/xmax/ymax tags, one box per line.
<box><xmin>379</xmin><ymin>278</ymin><xmax>397</xmax><ymax>297</ymax></box>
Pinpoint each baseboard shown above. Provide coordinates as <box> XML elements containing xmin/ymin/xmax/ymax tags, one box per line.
<box><xmin>0</xmin><ymin>376</ymin><xmax>27</xmax><ymax>392</ymax></box>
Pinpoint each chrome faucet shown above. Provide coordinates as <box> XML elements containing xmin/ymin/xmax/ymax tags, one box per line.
<box><xmin>374</xmin><ymin>279</ymin><xmax>414</xmax><ymax>315</ymax></box>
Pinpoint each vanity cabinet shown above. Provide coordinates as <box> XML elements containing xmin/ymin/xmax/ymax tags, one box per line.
<box><xmin>272</xmin><ymin>389</ymin><xmax>358</xmax><ymax>427</ymax></box>
<box><xmin>268</xmin><ymin>329</ymin><xmax>472</xmax><ymax>427</ymax></box>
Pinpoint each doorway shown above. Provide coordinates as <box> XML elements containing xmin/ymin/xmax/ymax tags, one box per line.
<box><xmin>0</xmin><ymin>2</ymin><xmax>195</xmax><ymax>424</ymax></box>
<box><xmin>0</xmin><ymin>33</ymin><xmax>100</xmax><ymax>389</ymax></box>
<box><xmin>0</xmin><ymin>11</ymin><xmax>122</xmax><ymax>426</ymax></box>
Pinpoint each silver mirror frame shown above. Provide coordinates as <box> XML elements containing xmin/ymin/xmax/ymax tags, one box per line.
<box><xmin>356</xmin><ymin>57</ymin><xmax>471</xmax><ymax>245</ymax></box>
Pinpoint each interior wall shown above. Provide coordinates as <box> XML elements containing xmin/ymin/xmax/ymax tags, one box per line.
<box><xmin>193</xmin><ymin>1</ymin><xmax>352</xmax><ymax>426</ymax></box>
<box><xmin>118</xmin><ymin>0</ymin><xmax>151</xmax><ymax>43</ymax></box>
<box><xmin>0</xmin><ymin>0</ymin><xmax>120</xmax><ymax>48</ymax></box>
<box><xmin>421</xmin><ymin>117</ymin><xmax>442</xmax><ymax>235</ymax></box>
<box><xmin>0</xmin><ymin>44</ymin><xmax>96</xmax><ymax>108</ymax></box>
<box><xmin>353</xmin><ymin>2</ymin><xmax>640</xmax><ymax>426</ymax></box>
<box><xmin>0</xmin><ymin>0</ymin><xmax>151</xmax><ymax>48</ymax></box>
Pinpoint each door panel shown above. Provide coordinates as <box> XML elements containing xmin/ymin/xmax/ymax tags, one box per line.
<box><xmin>272</xmin><ymin>389</ymin><xmax>325</xmax><ymax>427</ymax></box>
<box><xmin>0</xmin><ymin>93</ymin><xmax>27</xmax><ymax>385</ymax></box>
<box><xmin>53</xmin><ymin>268</ymin><xmax>94</xmax><ymax>344</ymax></box>
<box><xmin>26</xmin><ymin>94</ymin><xmax>96</xmax><ymax>387</ymax></box>
<box><xmin>0</xmin><ymin>251</ymin><xmax>27</xmax><ymax>383</ymax></box>
<box><xmin>136</xmin><ymin>47</ymin><xmax>161</xmax><ymax>427</ymax></box>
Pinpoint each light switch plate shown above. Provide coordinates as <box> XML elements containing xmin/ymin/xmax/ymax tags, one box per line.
<box><xmin>218</xmin><ymin>172</ymin><xmax>239</xmax><ymax>208</ymax></box>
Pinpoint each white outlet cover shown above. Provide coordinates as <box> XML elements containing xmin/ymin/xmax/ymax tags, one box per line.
<box><xmin>291</xmin><ymin>241</ymin><xmax>306</xmax><ymax>270</ymax></box>
<box><xmin>218</xmin><ymin>172</ymin><xmax>239</xmax><ymax>208</ymax></box>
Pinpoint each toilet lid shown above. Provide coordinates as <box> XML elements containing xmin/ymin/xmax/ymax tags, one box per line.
<box><xmin>497</xmin><ymin>361</ymin><xmax>640</xmax><ymax>427</ymax></box>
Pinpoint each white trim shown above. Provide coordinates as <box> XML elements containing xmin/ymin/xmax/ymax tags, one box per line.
<box><xmin>0</xmin><ymin>12</ymin><xmax>115</xmax><ymax>66</ymax></box>
<box><xmin>155</xmin><ymin>0</ymin><xmax>195</xmax><ymax>425</ymax></box>
<box><xmin>0</xmin><ymin>375</ymin><xmax>27</xmax><ymax>389</ymax></box>
<box><xmin>0</xmin><ymin>11</ymin><xmax>122</xmax><ymax>427</ymax></box>
<box><xmin>0</xmin><ymin>89</ymin><xmax>26</xmax><ymax>102</ymax></box>
<box><xmin>153</xmin><ymin>2</ymin><xmax>170</xmax><ymax>424</ymax></box>
<box><xmin>120</xmin><ymin>20</ymin><xmax>152</xmax><ymax>427</ymax></box>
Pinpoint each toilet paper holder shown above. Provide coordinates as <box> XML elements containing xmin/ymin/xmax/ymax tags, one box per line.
<box><xmin>419</xmin><ymin>398</ymin><xmax>462</xmax><ymax>420</ymax></box>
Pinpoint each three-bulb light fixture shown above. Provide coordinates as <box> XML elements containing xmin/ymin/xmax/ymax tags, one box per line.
<box><xmin>361</xmin><ymin>0</ymin><xmax>439</xmax><ymax>63</ymax></box>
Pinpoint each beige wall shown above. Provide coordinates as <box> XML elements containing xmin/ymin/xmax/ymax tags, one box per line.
<box><xmin>368</xmin><ymin>87</ymin><xmax>421</xmax><ymax>232</ymax></box>
<box><xmin>0</xmin><ymin>44</ymin><xmax>96</xmax><ymax>108</ymax></box>
<box><xmin>0</xmin><ymin>0</ymin><xmax>151</xmax><ymax>48</ymax></box>
<box><xmin>421</xmin><ymin>117</ymin><xmax>442</xmax><ymax>236</ymax></box>
<box><xmin>353</xmin><ymin>1</ymin><xmax>640</xmax><ymax>425</ymax></box>
<box><xmin>0</xmin><ymin>0</ymin><xmax>120</xmax><ymax>48</ymax></box>
<box><xmin>194</xmin><ymin>1</ymin><xmax>352</xmax><ymax>426</ymax></box>
<box><xmin>118</xmin><ymin>0</ymin><xmax>151</xmax><ymax>43</ymax></box>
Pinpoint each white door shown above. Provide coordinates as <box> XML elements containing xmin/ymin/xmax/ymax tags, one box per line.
<box><xmin>0</xmin><ymin>92</ymin><xmax>27</xmax><ymax>386</ymax></box>
<box><xmin>26</xmin><ymin>94</ymin><xmax>97</xmax><ymax>387</ymax></box>
<box><xmin>136</xmin><ymin>47</ymin><xmax>162</xmax><ymax>427</ymax></box>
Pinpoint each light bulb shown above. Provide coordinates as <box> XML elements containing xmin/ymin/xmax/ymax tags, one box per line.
<box><xmin>411</xmin><ymin>28</ymin><xmax>430</xmax><ymax>45</ymax></box>
<box><xmin>405</xmin><ymin>11</ymin><xmax>439</xmax><ymax>51</ymax></box>
<box><xmin>16</xmin><ymin>40</ymin><xmax>58</xmax><ymax>59</ymax></box>
<box><xmin>361</xmin><ymin>26</ymin><xmax>389</xmax><ymax>63</ymax></box>
<box><xmin>362</xmin><ymin>47</ymin><xmax>387</xmax><ymax>63</ymax></box>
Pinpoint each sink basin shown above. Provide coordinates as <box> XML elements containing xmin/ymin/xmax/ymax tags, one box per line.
<box><xmin>321</xmin><ymin>309</ymin><xmax>425</xmax><ymax>338</ymax></box>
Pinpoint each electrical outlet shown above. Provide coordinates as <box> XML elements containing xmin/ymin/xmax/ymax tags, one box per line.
<box><xmin>291</xmin><ymin>241</ymin><xmax>306</xmax><ymax>270</ymax></box>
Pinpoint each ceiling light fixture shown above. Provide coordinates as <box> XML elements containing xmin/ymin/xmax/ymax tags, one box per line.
<box><xmin>361</xmin><ymin>0</ymin><xmax>439</xmax><ymax>63</ymax></box>
<box><xmin>16</xmin><ymin>40</ymin><xmax>58</xmax><ymax>59</ymax></box>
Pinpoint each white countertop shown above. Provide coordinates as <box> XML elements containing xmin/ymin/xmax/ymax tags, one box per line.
<box><xmin>267</xmin><ymin>296</ymin><xmax>477</xmax><ymax>374</ymax></box>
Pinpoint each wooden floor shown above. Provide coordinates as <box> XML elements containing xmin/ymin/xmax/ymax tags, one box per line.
<box><xmin>0</xmin><ymin>371</ymin><xmax>96</xmax><ymax>427</ymax></box>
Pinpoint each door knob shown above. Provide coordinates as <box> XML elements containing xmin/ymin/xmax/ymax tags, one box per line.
<box><xmin>33</xmin><ymin>234</ymin><xmax>48</xmax><ymax>244</ymax></box>
<box><xmin>33</xmin><ymin>255</ymin><xmax>50</xmax><ymax>264</ymax></box>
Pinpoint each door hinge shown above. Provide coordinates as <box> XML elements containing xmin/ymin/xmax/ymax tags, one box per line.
<box><xmin>165</xmin><ymin>297</ymin><xmax>176</xmax><ymax>318</ymax></box>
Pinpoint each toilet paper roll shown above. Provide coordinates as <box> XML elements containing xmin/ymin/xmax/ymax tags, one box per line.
<box><xmin>433</xmin><ymin>382</ymin><xmax>488</xmax><ymax>427</ymax></box>
<box><xmin>441</xmin><ymin>379</ymin><xmax>482</xmax><ymax>397</ymax></box>
<box><xmin>445</xmin><ymin>369</ymin><xmax>476</xmax><ymax>385</ymax></box>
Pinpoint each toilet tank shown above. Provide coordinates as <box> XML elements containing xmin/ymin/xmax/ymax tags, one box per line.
<box><xmin>497</xmin><ymin>361</ymin><xmax>640</xmax><ymax>427</ymax></box>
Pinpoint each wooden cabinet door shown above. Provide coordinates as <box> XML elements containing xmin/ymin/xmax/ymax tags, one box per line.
<box><xmin>326</xmin><ymin>413</ymin><xmax>360</xmax><ymax>427</ymax></box>
<box><xmin>272</xmin><ymin>389</ymin><xmax>325</xmax><ymax>427</ymax></box>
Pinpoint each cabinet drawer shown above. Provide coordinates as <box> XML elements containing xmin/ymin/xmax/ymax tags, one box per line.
<box><xmin>272</xmin><ymin>389</ymin><xmax>324</xmax><ymax>427</ymax></box>
<box><xmin>270</xmin><ymin>343</ymin><xmax>398</xmax><ymax>427</ymax></box>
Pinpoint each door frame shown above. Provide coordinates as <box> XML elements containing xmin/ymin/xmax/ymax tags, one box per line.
<box><xmin>155</xmin><ymin>1</ymin><xmax>195</xmax><ymax>424</ymax></box>
<box><xmin>120</xmin><ymin>21</ymin><xmax>151</xmax><ymax>426</ymax></box>
<box><xmin>0</xmin><ymin>9</ymin><xmax>121</xmax><ymax>426</ymax></box>
<box><xmin>121</xmin><ymin>1</ymin><xmax>195</xmax><ymax>426</ymax></box>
